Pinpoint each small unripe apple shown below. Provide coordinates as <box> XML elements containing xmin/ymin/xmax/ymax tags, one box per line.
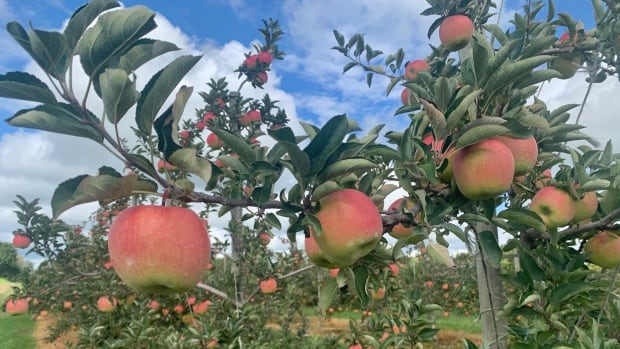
<box><xmin>584</xmin><ymin>230</ymin><xmax>620</xmax><ymax>269</ymax></box>
<box><xmin>530</xmin><ymin>186</ymin><xmax>576</xmax><ymax>229</ymax></box>
<box><xmin>453</xmin><ymin>139</ymin><xmax>515</xmax><ymax>200</ymax></box>
<box><xmin>404</xmin><ymin>59</ymin><xmax>430</xmax><ymax>81</ymax></box>
<box><xmin>97</xmin><ymin>296</ymin><xmax>117</xmax><ymax>312</ymax></box>
<box><xmin>439</xmin><ymin>15</ymin><xmax>475</xmax><ymax>51</ymax></box>
<box><xmin>260</xmin><ymin>278</ymin><xmax>278</xmax><ymax>294</ymax></box>
<box><xmin>309</xmin><ymin>189</ymin><xmax>383</xmax><ymax>267</ymax></box>
<box><xmin>108</xmin><ymin>206</ymin><xmax>211</xmax><ymax>294</ymax></box>
<box><xmin>12</xmin><ymin>234</ymin><xmax>31</xmax><ymax>249</ymax></box>
<box><xmin>206</xmin><ymin>133</ymin><xmax>224</xmax><ymax>148</ymax></box>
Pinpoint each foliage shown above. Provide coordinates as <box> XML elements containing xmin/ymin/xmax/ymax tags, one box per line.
<box><xmin>0</xmin><ymin>313</ymin><xmax>36</xmax><ymax>349</ymax></box>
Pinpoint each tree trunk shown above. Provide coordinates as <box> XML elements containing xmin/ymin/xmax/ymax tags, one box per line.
<box><xmin>230</xmin><ymin>206</ymin><xmax>245</xmax><ymax>304</ymax></box>
<box><xmin>473</xmin><ymin>221</ymin><xmax>508</xmax><ymax>349</ymax></box>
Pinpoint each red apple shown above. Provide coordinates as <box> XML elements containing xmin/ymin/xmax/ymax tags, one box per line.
<box><xmin>387</xmin><ymin>197</ymin><xmax>416</xmax><ymax>238</ymax></box>
<box><xmin>108</xmin><ymin>206</ymin><xmax>211</xmax><ymax>294</ymax></box>
<box><xmin>179</xmin><ymin>130</ymin><xmax>190</xmax><ymax>139</ymax></box>
<box><xmin>206</xmin><ymin>133</ymin><xmax>224</xmax><ymax>148</ymax></box>
<box><xmin>370</xmin><ymin>287</ymin><xmax>385</xmax><ymax>300</ymax></box>
<box><xmin>5</xmin><ymin>298</ymin><xmax>28</xmax><ymax>315</ymax></box>
<box><xmin>157</xmin><ymin>159</ymin><xmax>177</xmax><ymax>173</ymax></box>
<box><xmin>572</xmin><ymin>191</ymin><xmax>598</xmax><ymax>223</ymax></box>
<box><xmin>240</xmin><ymin>110</ymin><xmax>261</xmax><ymax>126</ymax></box>
<box><xmin>97</xmin><ymin>296</ymin><xmax>117</xmax><ymax>312</ymax></box>
<box><xmin>585</xmin><ymin>231</ymin><xmax>620</xmax><ymax>269</ymax></box>
<box><xmin>260</xmin><ymin>277</ymin><xmax>278</xmax><ymax>294</ymax></box>
<box><xmin>148</xmin><ymin>300</ymin><xmax>160</xmax><ymax>310</ymax></box>
<box><xmin>12</xmin><ymin>234</ymin><xmax>31</xmax><ymax>249</ymax></box>
<box><xmin>400</xmin><ymin>88</ymin><xmax>415</xmax><ymax>105</ymax></box>
<box><xmin>259</xmin><ymin>232</ymin><xmax>271</xmax><ymax>246</ymax></box>
<box><xmin>257</xmin><ymin>51</ymin><xmax>273</xmax><ymax>65</ymax></box>
<box><xmin>530</xmin><ymin>186</ymin><xmax>576</xmax><ymax>229</ymax></box>
<box><xmin>63</xmin><ymin>301</ymin><xmax>73</xmax><ymax>310</ymax></box>
<box><xmin>309</xmin><ymin>189</ymin><xmax>383</xmax><ymax>267</ymax></box>
<box><xmin>193</xmin><ymin>300</ymin><xmax>211</xmax><ymax>314</ymax></box>
<box><xmin>452</xmin><ymin>139</ymin><xmax>515</xmax><ymax>200</ymax></box>
<box><xmin>244</xmin><ymin>54</ymin><xmax>258</xmax><ymax>69</ymax></box>
<box><xmin>439</xmin><ymin>15</ymin><xmax>475</xmax><ymax>51</ymax></box>
<box><xmin>388</xmin><ymin>263</ymin><xmax>400</xmax><ymax>276</ymax></box>
<box><xmin>404</xmin><ymin>59</ymin><xmax>430</xmax><ymax>81</ymax></box>
<box><xmin>255</xmin><ymin>72</ymin><xmax>268</xmax><ymax>84</ymax></box>
<box><xmin>493</xmin><ymin>135</ymin><xmax>538</xmax><ymax>176</ymax></box>
<box><xmin>328</xmin><ymin>268</ymin><xmax>340</xmax><ymax>278</ymax></box>
<box><xmin>304</xmin><ymin>234</ymin><xmax>338</xmax><ymax>268</ymax></box>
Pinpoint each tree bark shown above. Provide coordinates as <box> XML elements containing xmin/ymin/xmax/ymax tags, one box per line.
<box><xmin>473</xmin><ymin>221</ymin><xmax>508</xmax><ymax>349</ymax></box>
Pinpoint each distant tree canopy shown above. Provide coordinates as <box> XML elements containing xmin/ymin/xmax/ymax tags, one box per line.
<box><xmin>0</xmin><ymin>242</ymin><xmax>32</xmax><ymax>281</ymax></box>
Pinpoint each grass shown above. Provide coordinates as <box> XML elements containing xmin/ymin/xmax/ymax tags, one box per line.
<box><xmin>0</xmin><ymin>277</ymin><xmax>22</xmax><ymax>305</ymax></box>
<box><xmin>0</xmin><ymin>313</ymin><xmax>36</xmax><ymax>349</ymax></box>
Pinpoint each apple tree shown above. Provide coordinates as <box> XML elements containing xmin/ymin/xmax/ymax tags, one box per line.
<box><xmin>2</xmin><ymin>0</ymin><xmax>620</xmax><ymax>348</ymax></box>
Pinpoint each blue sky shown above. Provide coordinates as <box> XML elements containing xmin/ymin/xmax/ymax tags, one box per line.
<box><xmin>0</xmin><ymin>0</ymin><xmax>617</xmax><ymax>259</ymax></box>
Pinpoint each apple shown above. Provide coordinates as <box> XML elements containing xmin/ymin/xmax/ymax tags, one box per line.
<box><xmin>584</xmin><ymin>231</ymin><xmax>620</xmax><ymax>269</ymax></box>
<box><xmin>304</xmin><ymin>234</ymin><xmax>338</xmax><ymax>268</ymax></box>
<box><xmin>260</xmin><ymin>278</ymin><xmax>278</xmax><ymax>294</ymax></box>
<box><xmin>529</xmin><ymin>186</ymin><xmax>576</xmax><ymax>229</ymax></box>
<box><xmin>257</xmin><ymin>51</ymin><xmax>273</xmax><ymax>65</ymax></box>
<box><xmin>97</xmin><ymin>296</ymin><xmax>117</xmax><ymax>312</ymax></box>
<box><xmin>452</xmin><ymin>139</ymin><xmax>515</xmax><ymax>200</ymax></box>
<box><xmin>494</xmin><ymin>135</ymin><xmax>538</xmax><ymax>175</ymax></box>
<box><xmin>193</xmin><ymin>300</ymin><xmax>211</xmax><ymax>314</ymax></box>
<box><xmin>243</xmin><ymin>54</ymin><xmax>258</xmax><ymax>69</ymax></box>
<box><xmin>439</xmin><ymin>15</ymin><xmax>475</xmax><ymax>51</ymax></box>
<box><xmin>179</xmin><ymin>130</ymin><xmax>190</xmax><ymax>139</ymax></box>
<box><xmin>370</xmin><ymin>287</ymin><xmax>385</xmax><ymax>300</ymax></box>
<box><xmin>400</xmin><ymin>88</ymin><xmax>415</xmax><ymax>105</ymax></box>
<box><xmin>157</xmin><ymin>159</ymin><xmax>177</xmax><ymax>173</ymax></box>
<box><xmin>328</xmin><ymin>268</ymin><xmax>340</xmax><ymax>278</ymax></box>
<box><xmin>535</xmin><ymin>169</ymin><xmax>553</xmax><ymax>189</ymax></box>
<box><xmin>259</xmin><ymin>232</ymin><xmax>271</xmax><ymax>246</ymax></box>
<box><xmin>12</xmin><ymin>234</ymin><xmax>31</xmax><ymax>249</ymax></box>
<box><xmin>255</xmin><ymin>72</ymin><xmax>268</xmax><ymax>85</ymax></box>
<box><xmin>103</xmin><ymin>260</ymin><xmax>114</xmax><ymax>270</ymax></box>
<box><xmin>550</xmin><ymin>54</ymin><xmax>582</xmax><ymax>79</ymax></box>
<box><xmin>206</xmin><ymin>133</ymin><xmax>224</xmax><ymax>148</ymax></box>
<box><xmin>174</xmin><ymin>303</ymin><xmax>185</xmax><ymax>314</ymax></box>
<box><xmin>240</xmin><ymin>110</ymin><xmax>261</xmax><ymax>126</ymax></box>
<box><xmin>349</xmin><ymin>344</ymin><xmax>363</xmax><ymax>349</ymax></box>
<box><xmin>388</xmin><ymin>263</ymin><xmax>400</xmax><ymax>276</ymax></box>
<box><xmin>309</xmin><ymin>189</ymin><xmax>383</xmax><ymax>267</ymax></box>
<box><xmin>5</xmin><ymin>298</ymin><xmax>28</xmax><ymax>315</ymax></box>
<box><xmin>571</xmin><ymin>191</ymin><xmax>598</xmax><ymax>223</ymax></box>
<box><xmin>404</xmin><ymin>59</ymin><xmax>430</xmax><ymax>81</ymax></box>
<box><xmin>203</xmin><ymin>111</ymin><xmax>217</xmax><ymax>122</ymax></box>
<box><xmin>148</xmin><ymin>300</ymin><xmax>160</xmax><ymax>310</ymax></box>
<box><xmin>108</xmin><ymin>205</ymin><xmax>211</xmax><ymax>294</ymax></box>
<box><xmin>63</xmin><ymin>301</ymin><xmax>73</xmax><ymax>310</ymax></box>
<box><xmin>387</xmin><ymin>197</ymin><xmax>416</xmax><ymax>238</ymax></box>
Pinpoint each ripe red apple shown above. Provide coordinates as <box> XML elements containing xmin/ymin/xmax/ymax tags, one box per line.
<box><xmin>148</xmin><ymin>300</ymin><xmax>160</xmax><ymax>310</ymax></box>
<box><xmin>243</xmin><ymin>54</ymin><xmax>258</xmax><ymax>69</ymax></box>
<box><xmin>370</xmin><ymin>287</ymin><xmax>385</xmax><ymax>300</ymax></box>
<box><xmin>401</xmin><ymin>88</ymin><xmax>415</xmax><ymax>105</ymax></box>
<box><xmin>257</xmin><ymin>51</ymin><xmax>273</xmax><ymax>65</ymax></box>
<box><xmin>259</xmin><ymin>232</ymin><xmax>271</xmax><ymax>246</ymax></box>
<box><xmin>108</xmin><ymin>206</ymin><xmax>211</xmax><ymax>294</ymax></box>
<box><xmin>452</xmin><ymin>139</ymin><xmax>515</xmax><ymax>200</ymax></box>
<box><xmin>5</xmin><ymin>298</ymin><xmax>28</xmax><ymax>315</ymax></box>
<box><xmin>157</xmin><ymin>159</ymin><xmax>177</xmax><ymax>173</ymax></box>
<box><xmin>387</xmin><ymin>198</ymin><xmax>416</xmax><ymax>238</ymax></box>
<box><xmin>439</xmin><ymin>15</ymin><xmax>475</xmax><ymax>51</ymax></box>
<box><xmin>494</xmin><ymin>135</ymin><xmax>538</xmax><ymax>176</ymax></box>
<box><xmin>97</xmin><ymin>296</ymin><xmax>117</xmax><ymax>312</ymax></box>
<box><xmin>404</xmin><ymin>59</ymin><xmax>430</xmax><ymax>81</ymax></box>
<box><xmin>304</xmin><ymin>234</ymin><xmax>338</xmax><ymax>268</ymax></box>
<box><xmin>388</xmin><ymin>263</ymin><xmax>400</xmax><ymax>276</ymax></box>
<box><xmin>255</xmin><ymin>72</ymin><xmax>268</xmax><ymax>84</ymax></box>
<box><xmin>571</xmin><ymin>191</ymin><xmax>598</xmax><ymax>223</ymax></box>
<box><xmin>206</xmin><ymin>133</ymin><xmax>224</xmax><ymax>148</ymax></box>
<box><xmin>529</xmin><ymin>186</ymin><xmax>576</xmax><ymax>229</ymax></box>
<box><xmin>260</xmin><ymin>277</ymin><xmax>278</xmax><ymax>294</ymax></box>
<box><xmin>328</xmin><ymin>268</ymin><xmax>340</xmax><ymax>278</ymax></box>
<box><xmin>585</xmin><ymin>231</ymin><xmax>620</xmax><ymax>269</ymax></box>
<box><xmin>179</xmin><ymin>130</ymin><xmax>190</xmax><ymax>139</ymax></box>
<box><xmin>193</xmin><ymin>300</ymin><xmax>211</xmax><ymax>314</ymax></box>
<box><xmin>12</xmin><ymin>234</ymin><xmax>31</xmax><ymax>249</ymax></box>
<box><xmin>240</xmin><ymin>110</ymin><xmax>261</xmax><ymax>126</ymax></box>
<box><xmin>309</xmin><ymin>189</ymin><xmax>383</xmax><ymax>267</ymax></box>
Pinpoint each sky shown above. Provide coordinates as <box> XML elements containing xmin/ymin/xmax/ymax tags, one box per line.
<box><xmin>0</xmin><ymin>0</ymin><xmax>618</xmax><ymax>265</ymax></box>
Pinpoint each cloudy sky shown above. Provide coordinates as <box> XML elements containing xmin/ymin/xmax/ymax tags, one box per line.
<box><xmin>0</xmin><ymin>0</ymin><xmax>617</xmax><ymax>263</ymax></box>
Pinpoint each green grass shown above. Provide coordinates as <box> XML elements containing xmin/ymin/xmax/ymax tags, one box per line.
<box><xmin>0</xmin><ymin>313</ymin><xmax>36</xmax><ymax>349</ymax></box>
<box><xmin>436</xmin><ymin>314</ymin><xmax>481</xmax><ymax>333</ymax></box>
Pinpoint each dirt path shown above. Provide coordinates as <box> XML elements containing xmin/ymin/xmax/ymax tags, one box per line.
<box><xmin>32</xmin><ymin>316</ymin><xmax>78</xmax><ymax>349</ymax></box>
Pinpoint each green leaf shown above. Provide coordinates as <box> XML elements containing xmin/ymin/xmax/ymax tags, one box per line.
<box><xmin>600</xmin><ymin>189</ymin><xmax>620</xmax><ymax>215</ymax></box>
<box><xmin>77</xmin><ymin>5</ymin><xmax>157</xmax><ymax>78</ymax></box>
<box><xmin>210</xmin><ymin>129</ymin><xmax>256</xmax><ymax>163</ymax></box>
<box><xmin>125</xmin><ymin>153</ymin><xmax>159</xmax><ymax>181</ymax></box>
<box><xmin>153</xmin><ymin>106</ymin><xmax>181</xmax><ymax>159</ymax></box>
<box><xmin>100</xmin><ymin>68</ymin><xmax>139</xmax><ymax>123</ymax></box>
<box><xmin>427</xmin><ymin>243</ymin><xmax>455</xmax><ymax>268</ymax></box>
<box><xmin>303</xmin><ymin>114</ymin><xmax>348</xmax><ymax>177</ymax></box>
<box><xmin>135</xmin><ymin>55</ymin><xmax>201</xmax><ymax>134</ymax></box>
<box><xmin>519</xmin><ymin>252</ymin><xmax>545</xmax><ymax>282</ymax></box>
<box><xmin>445</xmin><ymin>89</ymin><xmax>483</xmax><ymax>132</ymax></box>
<box><xmin>64</xmin><ymin>0</ymin><xmax>121</xmax><ymax>52</ymax></box>
<box><xmin>6</xmin><ymin>103</ymin><xmax>103</xmax><ymax>142</ymax></box>
<box><xmin>420</xmin><ymin>99</ymin><xmax>448</xmax><ymax>140</ymax></box>
<box><xmin>279</xmin><ymin>141</ymin><xmax>310</xmax><ymax>177</ymax></box>
<box><xmin>455</xmin><ymin>123</ymin><xmax>510</xmax><ymax>149</ymax></box>
<box><xmin>115</xmin><ymin>39</ymin><xmax>179</xmax><ymax>73</ymax></box>
<box><xmin>51</xmin><ymin>173</ymin><xmax>138</xmax><ymax>218</ymax></box>
<box><xmin>352</xmin><ymin>266</ymin><xmax>370</xmax><ymax>308</ymax></box>
<box><xmin>478</xmin><ymin>231</ymin><xmax>503</xmax><ymax>269</ymax></box>
<box><xmin>549</xmin><ymin>281</ymin><xmax>592</xmax><ymax>305</ymax></box>
<box><xmin>311</xmin><ymin>181</ymin><xmax>340</xmax><ymax>202</ymax></box>
<box><xmin>0</xmin><ymin>72</ymin><xmax>57</xmax><ymax>105</ymax></box>
<box><xmin>498</xmin><ymin>208</ymin><xmax>547</xmax><ymax>233</ymax></box>
<box><xmin>580</xmin><ymin>179</ymin><xmax>610</xmax><ymax>191</ymax></box>
<box><xmin>169</xmin><ymin>148</ymin><xmax>212</xmax><ymax>184</ymax></box>
<box><xmin>333</xmin><ymin>29</ymin><xmax>345</xmax><ymax>47</ymax></box>
<box><xmin>318</xmin><ymin>158</ymin><xmax>378</xmax><ymax>181</ymax></box>
<box><xmin>485</xmin><ymin>55</ymin><xmax>555</xmax><ymax>96</ymax></box>
<box><xmin>318</xmin><ymin>278</ymin><xmax>338</xmax><ymax>313</ymax></box>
